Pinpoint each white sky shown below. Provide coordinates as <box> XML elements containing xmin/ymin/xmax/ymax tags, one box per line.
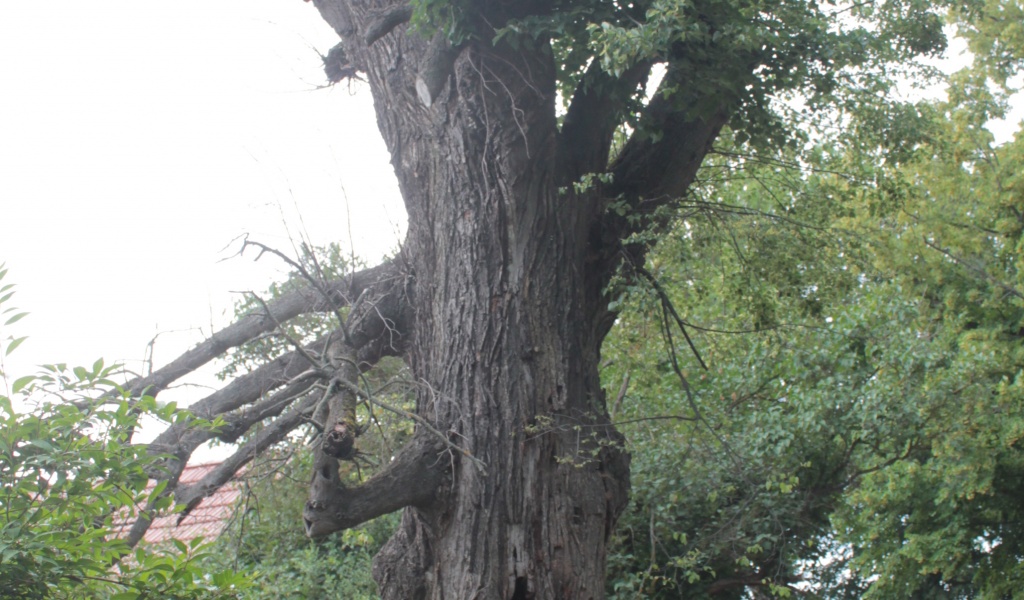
<box><xmin>0</xmin><ymin>1</ymin><xmax>405</xmax><ymax>387</ymax></box>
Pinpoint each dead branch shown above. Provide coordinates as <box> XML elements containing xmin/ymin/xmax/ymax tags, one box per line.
<box><xmin>174</xmin><ymin>393</ymin><xmax>321</xmax><ymax>523</ymax></box>
<box><xmin>119</xmin><ymin>259</ymin><xmax>396</xmax><ymax>400</ymax></box>
<box><xmin>122</xmin><ymin>258</ymin><xmax>411</xmax><ymax>548</ymax></box>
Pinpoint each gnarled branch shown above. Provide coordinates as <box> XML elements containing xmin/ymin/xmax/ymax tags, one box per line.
<box><xmin>121</xmin><ymin>257</ymin><xmax>414</xmax><ymax>548</ymax></box>
<box><xmin>303</xmin><ymin>432</ymin><xmax>448</xmax><ymax>538</ymax></box>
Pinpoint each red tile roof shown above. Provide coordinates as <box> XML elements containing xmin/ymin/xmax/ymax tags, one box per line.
<box><xmin>113</xmin><ymin>462</ymin><xmax>242</xmax><ymax>545</ymax></box>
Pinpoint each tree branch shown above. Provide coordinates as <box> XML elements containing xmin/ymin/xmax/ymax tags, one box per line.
<box><xmin>174</xmin><ymin>393</ymin><xmax>321</xmax><ymax>523</ymax></box>
<box><xmin>365</xmin><ymin>4</ymin><xmax>413</xmax><ymax>45</ymax></box>
<box><xmin>124</xmin><ymin>259</ymin><xmax>413</xmax><ymax>547</ymax></box>
<box><xmin>557</xmin><ymin>59</ymin><xmax>652</xmax><ymax>184</ymax></box>
<box><xmin>145</xmin><ymin>343</ymin><xmax>327</xmax><ymax>465</ymax></box>
<box><xmin>922</xmin><ymin>237</ymin><xmax>1024</xmax><ymax>301</ymax></box>
<box><xmin>303</xmin><ymin>432</ymin><xmax>448</xmax><ymax>538</ymax></box>
<box><xmin>607</xmin><ymin>89</ymin><xmax>727</xmax><ymax>213</ymax></box>
<box><xmin>119</xmin><ymin>259</ymin><xmax>396</xmax><ymax>400</ymax></box>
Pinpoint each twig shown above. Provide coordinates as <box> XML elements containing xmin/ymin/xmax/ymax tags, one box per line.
<box><xmin>922</xmin><ymin>237</ymin><xmax>1024</xmax><ymax>301</ymax></box>
<box><xmin>625</xmin><ymin>255</ymin><xmax>708</xmax><ymax>370</ymax></box>
<box><xmin>241</xmin><ymin>239</ymin><xmax>354</xmax><ymax>344</ymax></box>
<box><xmin>247</xmin><ymin>293</ymin><xmax>326</xmax><ymax>372</ymax></box>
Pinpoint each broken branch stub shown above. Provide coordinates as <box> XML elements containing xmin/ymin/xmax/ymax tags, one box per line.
<box><xmin>415</xmin><ymin>35</ymin><xmax>459</xmax><ymax>108</ymax></box>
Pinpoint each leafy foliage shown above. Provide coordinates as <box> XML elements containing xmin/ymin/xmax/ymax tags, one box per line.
<box><xmin>0</xmin><ymin>270</ymin><xmax>248</xmax><ymax>600</ymax></box>
<box><xmin>201</xmin><ymin>445</ymin><xmax>398</xmax><ymax>600</ymax></box>
<box><xmin>601</xmin><ymin>16</ymin><xmax>1024</xmax><ymax>597</ymax></box>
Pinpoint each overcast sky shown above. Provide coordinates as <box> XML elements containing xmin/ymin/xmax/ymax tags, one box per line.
<box><xmin>0</xmin><ymin>1</ymin><xmax>404</xmax><ymax>389</ymax></box>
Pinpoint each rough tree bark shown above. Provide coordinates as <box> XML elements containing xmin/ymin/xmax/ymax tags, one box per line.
<box><xmin>295</xmin><ymin>2</ymin><xmax>722</xmax><ymax>598</ymax></box>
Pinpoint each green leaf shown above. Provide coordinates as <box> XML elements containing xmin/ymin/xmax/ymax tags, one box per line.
<box><xmin>6</xmin><ymin>336</ymin><xmax>27</xmax><ymax>356</ymax></box>
<box><xmin>29</xmin><ymin>439</ymin><xmax>55</xmax><ymax>452</ymax></box>
<box><xmin>12</xmin><ymin>375</ymin><xmax>34</xmax><ymax>394</ymax></box>
<box><xmin>4</xmin><ymin>311</ymin><xmax>28</xmax><ymax>326</ymax></box>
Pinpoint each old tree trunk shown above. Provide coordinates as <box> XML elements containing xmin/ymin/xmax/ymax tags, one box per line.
<box><xmin>304</xmin><ymin>3</ymin><xmax>722</xmax><ymax>596</ymax></box>
<box><xmin>317</xmin><ymin>12</ymin><xmax>619</xmax><ymax>598</ymax></box>
<box><xmin>313</xmin><ymin>3</ymin><xmax>718</xmax><ymax>593</ymax></box>
<box><xmin>127</xmin><ymin>1</ymin><xmax>727</xmax><ymax>598</ymax></box>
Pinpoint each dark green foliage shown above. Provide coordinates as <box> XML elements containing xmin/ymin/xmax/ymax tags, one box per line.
<box><xmin>203</xmin><ymin>446</ymin><xmax>398</xmax><ymax>600</ymax></box>
<box><xmin>601</xmin><ymin>18</ymin><xmax>1024</xmax><ymax>595</ymax></box>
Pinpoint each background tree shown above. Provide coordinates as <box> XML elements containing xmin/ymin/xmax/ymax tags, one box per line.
<box><xmin>601</xmin><ymin>28</ymin><xmax>1024</xmax><ymax>596</ymax></box>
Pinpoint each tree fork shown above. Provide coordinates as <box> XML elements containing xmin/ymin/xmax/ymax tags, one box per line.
<box><xmin>303</xmin><ymin>432</ymin><xmax>448</xmax><ymax>537</ymax></box>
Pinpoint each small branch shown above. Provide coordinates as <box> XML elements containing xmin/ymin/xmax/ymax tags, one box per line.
<box><xmin>922</xmin><ymin>237</ymin><xmax>1024</xmax><ymax>301</ymax></box>
<box><xmin>241</xmin><ymin>239</ymin><xmax>353</xmax><ymax>343</ymax></box>
<box><xmin>626</xmin><ymin>256</ymin><xmax>707</xmax><ymax>370</ymax></box>
<box><xmin>612</xmin><ymin>414</ymin><xmax>699</xmax><ymax>426</ymax></box>
<box><xmin>214</xmin><ymin>375</ymin><xmax>321</xmax><ymax>443</ymax></box>
<box><xmin>248</xmin><ymin>292</ymin><xmax>327</xmax><ymax>371</ymax></box>
<box><xmin>611</xmin><ymin>372</ymin><xmax>629</xmax><ymax>419</ymax></box>
<box><xmin>365</xmin><ymin>4</ymin><xmax>413</xmax><ymax>45</ymax></box>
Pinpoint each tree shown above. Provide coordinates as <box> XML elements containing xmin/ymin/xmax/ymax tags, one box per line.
<box><xmin>114</xmin><ymin>1</ymin><xmax>959</xmax><ymax>597</ymax></box>
<box><xmin>601</xmin><ymin>35</ymin><xmax>1024</xmax><ymax>596</ymax></box>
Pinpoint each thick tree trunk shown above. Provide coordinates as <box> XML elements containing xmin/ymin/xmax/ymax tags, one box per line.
<box><xmin>374</xmin><ymin>42</ymin><xmax>629</xmax><ymax>600</ymax></box>
<box><xmin>308</xmin><ymin>3</ymin><xmax>631</xmax><ymax>598</ymax></box>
